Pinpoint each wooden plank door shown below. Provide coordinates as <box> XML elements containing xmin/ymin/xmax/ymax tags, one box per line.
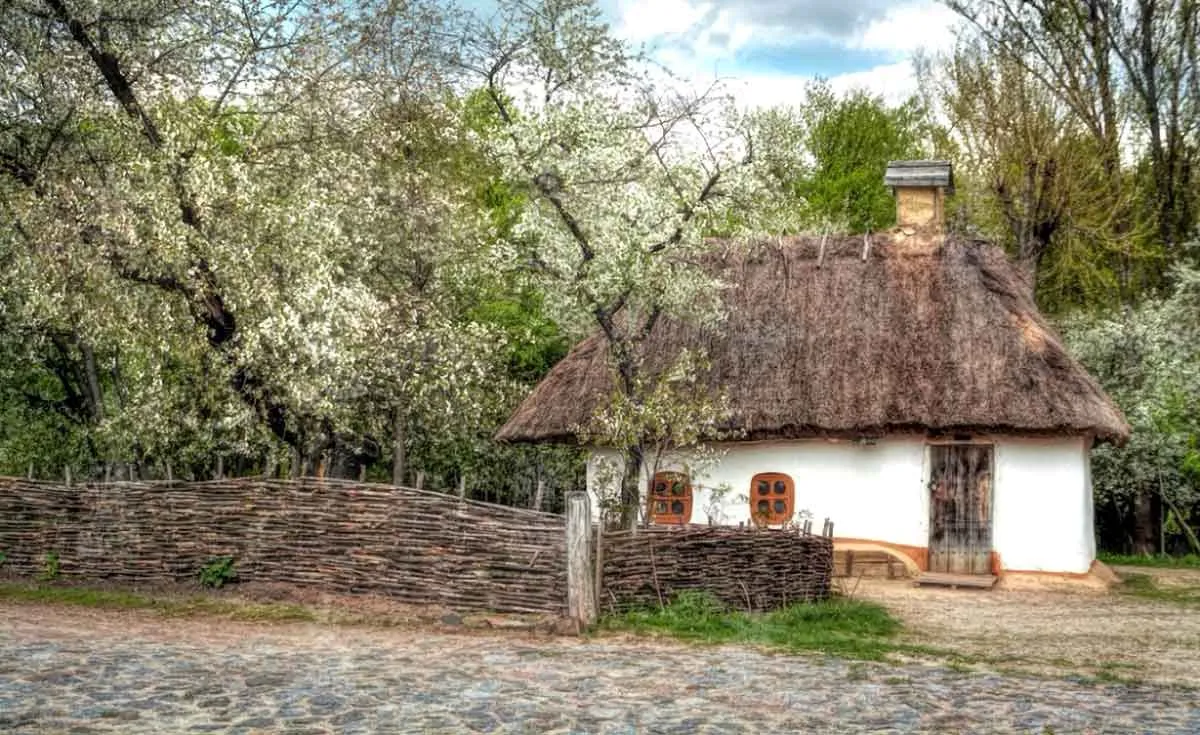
<box><xmin>928</xmin><ymin>445</ymin><xmax>993</xmax><ymax>574</ymax></box>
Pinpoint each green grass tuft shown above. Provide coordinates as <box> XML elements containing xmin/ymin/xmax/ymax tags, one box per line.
<box><xmin>599</xmin><ymin>590</ymin><xmax>903</xmax><ymax>661</ymax></box>
<box><xmin>1117</xmin><ymin>573</ymin><xmax>1200</xmax><ymax>606</ymax></box>
<box><xmin>1099</xmin><ymin>552</ymin><xmax>1200</xmax><ymax>569</ymax></box>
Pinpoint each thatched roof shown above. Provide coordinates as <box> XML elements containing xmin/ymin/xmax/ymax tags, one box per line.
<box><xmin>496</xmin><ymin>235</ymin><xmax>1130</xmax><ymax>445</ymax></box>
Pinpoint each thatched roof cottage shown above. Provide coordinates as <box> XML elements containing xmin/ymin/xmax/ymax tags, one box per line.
<box><xmin>498</xmin><ymin>162</ymin><xmax>1129</xmax><ymax>579</ymax></box>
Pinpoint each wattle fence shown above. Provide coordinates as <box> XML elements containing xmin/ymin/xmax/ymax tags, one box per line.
<box><xmin>601</xmin><ymin>526</ymin><xmax>834</xmax><ymax>613</ymax></box>
<box><xmin>0</xmin><ymin>477</ymin><xmax>567</xmax><ymax>614</ymax></box>
<box><xmin>0</xmin><ymin>479</ymin><xmax>834</xmax><ymax>621</ymax></box>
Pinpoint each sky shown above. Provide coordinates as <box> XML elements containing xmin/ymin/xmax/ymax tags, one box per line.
<box><xmin>459</xmin><ymin>0</ymin><xmax>962</xmax><ymax>109</ymax></box>
<box><xmin>604</xmin><ymin>0</ymin><xmax>961</xmax><ymax>108</ymax></box>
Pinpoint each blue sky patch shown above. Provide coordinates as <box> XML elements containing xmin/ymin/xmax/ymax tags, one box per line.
<box><xmin>732</xmin><ymin>41</ymin><xmax>895</xmax><ymax>78</ymax></box>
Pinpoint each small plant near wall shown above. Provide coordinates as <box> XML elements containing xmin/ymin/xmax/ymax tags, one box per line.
<box><xmin>40</xmin><ymin>551</ymin><xmax>60</xmax><ymax>581</ymax></box>
<box><xmin>702</xmin><ymin>483</ymin><xmax>734</xmax><ymax>525</ymax></box>
<box><xmin>588</xmin><ymin>456</ymin><xmax>625</xmax><ymax>529</ymax></box>
<box><xmin>198</xmin><ymin>556</ymin><xmax>238</xmax><ymax>588</ymax></box>
<box><xmin>0</xmin><ymin>550</ymin><xmax>7</xmax><ymax>567</ymax></box>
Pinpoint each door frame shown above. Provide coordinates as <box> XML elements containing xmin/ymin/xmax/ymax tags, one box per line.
<box><xmin>924</xmin><ymin>440</ymin><xmax>996</xmax><ymax>574</ymax></box>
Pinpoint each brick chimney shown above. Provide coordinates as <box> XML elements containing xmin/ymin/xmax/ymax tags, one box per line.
<box><xmin>885</xmin><ymin>160</ymin><xmax>953</xmax><ymax>232</ymax></box>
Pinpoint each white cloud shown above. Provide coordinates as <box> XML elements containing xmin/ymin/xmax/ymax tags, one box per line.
<box><xmin>612</xmin><ymin>0</ymin><xmax>954</xmax><ymax>51</ymax></box>
<box><xmin>608</xmin><ymin>0</ymin><xmax>953</xmax><ymax>111</ymax></box>
<box><xmin>828</xmin><ymin>60</ymin><xmax>921</xmax><ymax>104</ymax></box>
<box><xmin>853</xmin><ymin>2</ymin><xmax>957</xmax><ymax>53</ymax></box>
<box><xmin>613</xmin><ymin>0</ymin><xmax>711</xmax><ymax>42</ymax></box>
<box><xmin>718</xmin><ymin>72</ymin><xmax>811</xmax><ymax>110</ymax></box>
<box><xmin>669</xmin><ymin>59</ymin><xmax>917</xmax><ymax>112</ymax></box>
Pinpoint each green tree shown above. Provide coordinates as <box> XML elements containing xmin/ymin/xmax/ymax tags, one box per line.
<box><xmin>943</xmin><ymin>0</ymin><xmax>1200</xmax><ymax>282</ymax></box>
<box><xmin>1063</xmin><ymin>254</ymin><xmax>1200</xmax><ymax>553</ymax></box>
<box><xmin>922</xmin><ymin>42</ymin><xmax>1156</xmax><ymax>308</ymax></box>
<box><xmin>794</xmin><ymin>82</ymin><xmax>932</xmax><ymax>233</ymax></box>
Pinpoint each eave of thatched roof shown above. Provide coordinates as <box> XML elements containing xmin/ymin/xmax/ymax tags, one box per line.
<box><xmin>496</xmin><ymin>235</ymin><xmax>1131</xmax><ymax>446</ymax></box>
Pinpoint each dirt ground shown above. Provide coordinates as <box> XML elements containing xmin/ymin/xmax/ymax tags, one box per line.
<box><xmin>851</xmin><ymin>567</ymin><xmax>1200</xmax><ymax>685</ymax></box>
<box><xmin>7</xmin><ymin>598</ymin><xmax>1198</xmax><ymax>733</ymax></box>
<box><xmin>5</xmin><ymin>567</ymin><xmax>1198</xmax><ymax>690</ymax></box>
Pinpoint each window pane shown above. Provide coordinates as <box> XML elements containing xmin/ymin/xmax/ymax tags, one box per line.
<box><xmin>756</xmin><ymin>500</ymin><xmax>769</xmax><ymax>515</ymax></box>
<box><xmin>671</xmin><ymin>500</ymin><xmax>685</xmax><ymax>515</ymax></box>
<box><xmin>757</xmin><ymin>480</ymin><xmax>769</xmax><ymax>495</ymax></box>
<box><xmin>773</xmin><ymin>480</ymin><xmax>787</xmax><ymax>495</ymax></box>
<box><xmin>773</xmin><ymin>499</ymin><xmax>787</xmax><ymax>514</ymax></box>
<box><xmin>655</xmin><ymin>501</ymin><xmax>667</xmax><ymax>513</ymax></box>
<box><xmin>654</xmin><ymin>482</ymin><xmax>667</xmax><ymax>496</ymax></box>
<box><xmin>670</xmin><ymin>481</ymin><xmax>685</xmax><ymax>496</ymax></box>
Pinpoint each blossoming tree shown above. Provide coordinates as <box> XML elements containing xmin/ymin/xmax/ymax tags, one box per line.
<box><xmin>465</xmin><ymin>0</ymin><xmax>796</xmax><ymax>526</ymax></box>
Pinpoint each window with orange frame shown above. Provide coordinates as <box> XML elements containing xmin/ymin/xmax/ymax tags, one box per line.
<box><xmin>647</xmin><ymin>472</ymin><xmax>692</xmax><ymax>524</ymax></box>
<box><xmin>750</xmin><ymin>472</ymin><xmax>794</xmax><ymax>526</ymax></box>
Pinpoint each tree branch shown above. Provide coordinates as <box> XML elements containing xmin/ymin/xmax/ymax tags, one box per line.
<box><xmin>42</xmin><ymin>0</ymin><xmax>163</xmax><ymax>148</ymax></box>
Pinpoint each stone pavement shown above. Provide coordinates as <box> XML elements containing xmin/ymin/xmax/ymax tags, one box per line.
<box><xmin>1</xmin><ymin>602</ymin><xmax>1197</xmax><ymax>734</ymax></box>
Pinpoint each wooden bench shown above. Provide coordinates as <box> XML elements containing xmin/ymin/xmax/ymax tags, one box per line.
<box><xmin>833</xmin><ymin>549</ymin><xmax>912</xmax><ymax>579</ymax></box>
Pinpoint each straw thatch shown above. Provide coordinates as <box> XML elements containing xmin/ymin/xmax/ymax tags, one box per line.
<box><xmin>497</xmin><ymin>235</ymin><xmax>1130</xmax><ymax>445</ymax></box>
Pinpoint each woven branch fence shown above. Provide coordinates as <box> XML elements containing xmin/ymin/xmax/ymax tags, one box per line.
<box><xmin>0</xmin><ymin>477</ymin><xmax>567</xmax><ymax>615</ymax></box>
<box><xmin>600</xmin><ymin>526</ymin><xmax>833</xmax><ymax>613</ymax></box>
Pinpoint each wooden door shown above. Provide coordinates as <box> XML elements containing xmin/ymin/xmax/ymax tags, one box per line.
<box><xmin>928</xmin><ymin>445</ymin><xmax>993</xmax><ymax>574</ymax></box>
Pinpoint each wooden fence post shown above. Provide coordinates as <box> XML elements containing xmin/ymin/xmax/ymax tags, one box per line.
<box><xmin>532</xmin><ymin>478</ymin><xmax>545</xmax><ymax>511</ymax></box>
<box><xmin>566</xmin><ymin>491</ymin><xmax>597</xmax><ymax>627</ymax></box>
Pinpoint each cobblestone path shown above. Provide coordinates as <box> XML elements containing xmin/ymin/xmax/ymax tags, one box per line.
<box><xmin>1</xmin><ymin>602</ymin><xmax>1197</xmax><ymax>734</ymax></box>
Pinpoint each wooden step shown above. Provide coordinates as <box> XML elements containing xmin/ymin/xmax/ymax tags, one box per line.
<box><xmin>915</xmin><ymin>571</ymin><xmax>997</xmax><ymax>589</ymax></box>
<box><xmin>833</xmin><ymin>549</ymin><xmax>912</xmax><ymax>579</ymax></box>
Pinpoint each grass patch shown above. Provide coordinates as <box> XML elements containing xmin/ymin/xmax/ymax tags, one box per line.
<box><xmin>1090</xmin><ymin>669</ymin><xmax>1145</xmax><ymax>686</ymax></box>
<box><xmin>1116</xmin><ymin>573</ymin><xmax>1200</xmax><ymax>606</ymax></box>
<box><xmin>0</xmin><ymin>582</ymin><xmax>315</xmax><ymax>622</ymax></box>
<box><xmin>599</xmin><ymin>591</ymin><xmax>904</xmax><ymax>661</ymax></box>
<box><xmin>0</xmin><ymin>584</ymin><xmax>151</xmax><ymax>609</ymax></box>
<box><xmin>1099</xmin><ymin>552</ymin><xmax>1200</xmax><ymax>569</ymax></box>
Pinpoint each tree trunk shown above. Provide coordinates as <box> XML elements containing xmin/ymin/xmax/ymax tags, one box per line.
<box><xmin>80</xmin><ymin>340</ymin><xmax>104</xmax><ymax>422</ymax></box>
<box><xmin>290</xmin><ymin>447</ymin><xmax>302</xmax><ymax>479</ymax></box>
<box><xmin>392</xmin><ymin>408</ymin><xmax>406</xmax><ymax>487</ymax></box>
<box><xmin>1087</xmin><ymin>0</ymin><xmax>1120</xmax><ymax>176</ymax></box>
<box><xmin>1135</xmin><ymin>0</ymin><xmax>1172</xmax><ymax>249</ymax></box>
<box><xmin>618</xmin><ymin>445</ymin><xmax>644</xmax><ymax>529</ymax></box>
<box><xmin>1131</xmin><ymin>490</ymin><xmax>1159</xmax><ymax>555</ymax></box>
<box><xmin>532</xmin><ymin>478</ymin><xmax>546</xmax><ymax>511</ymax></box>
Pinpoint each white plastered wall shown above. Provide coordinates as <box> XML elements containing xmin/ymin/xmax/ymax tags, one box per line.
<box><xmin>586</xmin><ymin>434</ymin><xmax>1096</xmax><ymax>574</ymax></box>
<box><xmin>992</xmin><ymin>436</ymin><xmax>1095</xmax><ymax>573</ymax></box>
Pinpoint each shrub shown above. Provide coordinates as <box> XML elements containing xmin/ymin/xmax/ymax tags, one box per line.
<box><xmin>39</xmin><ymin>551</ymin><xmax>60</xmax><ymax>581</ymax></box>
<box><xmin>198</xmin><ymin>556</ymin><xmax>238</xmax><ymax>588</ymax></box>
